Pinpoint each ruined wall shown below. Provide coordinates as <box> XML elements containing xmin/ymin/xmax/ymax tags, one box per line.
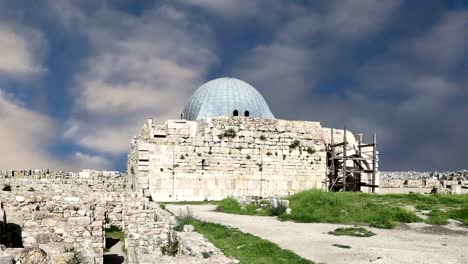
<box><xmin>0</xmin><ymin>172</ymin><xmax>129</xmax><ymax>263</ymax></box>
<box><xmin>128</xmin><ymin>117</ymin><xmax>362</xmax><ymax>201</ymax></box>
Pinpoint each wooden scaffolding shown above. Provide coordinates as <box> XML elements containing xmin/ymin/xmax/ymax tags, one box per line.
<box><xmin>326</xmin><ymin>128</ymin><xmax>379</xmax><ymax>192</ymax></box>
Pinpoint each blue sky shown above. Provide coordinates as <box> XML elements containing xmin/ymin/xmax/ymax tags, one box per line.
<box><xmin>0</xmin><ymin>0</ymin><xmax>467</xmax><ymax>171</ymax></box>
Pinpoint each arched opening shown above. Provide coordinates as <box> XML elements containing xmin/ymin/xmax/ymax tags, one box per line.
<box><xmin>233</xmin><ymin>110</ymin><xmax>239</xmax><ymax>116</ymax></box>
<box><xmin>244</xmin><ymin>111</ymin><xmax>250</xmax><ymax>117</ymax></box>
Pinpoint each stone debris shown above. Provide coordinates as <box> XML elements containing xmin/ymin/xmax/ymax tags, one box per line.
<box><xmin>15</xmin><ymin>247</ymin><xmax>48</xmax><ymax>264</ymax></box>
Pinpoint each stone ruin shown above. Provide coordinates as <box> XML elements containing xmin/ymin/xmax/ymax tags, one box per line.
<box><xmin>380</xmin><ymin>170</ymin><xmax>468</xmax><ymax>193</ymax></box>
<box><xmin>127</xmin><ymin>116</ymin><xmax>377</xmax><ymax>202</ymax></box>
<box><xmin>0</xmin><ymin>170</ymin><xmax>236</xmax><ymax>264</ymax></box>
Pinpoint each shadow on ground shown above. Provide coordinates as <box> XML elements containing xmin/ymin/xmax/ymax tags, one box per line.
<box><xmin>104</xmin><ymin>254</ymin><xmax>124</xmax><ymax>264</ymax></box>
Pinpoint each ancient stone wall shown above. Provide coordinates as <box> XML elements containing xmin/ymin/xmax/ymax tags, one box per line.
<box><xmin>380</xmin><ymin>170</ymin><xmax>468</xmax><ymax>191</ymax></box>
<box><xmin>127</xmin><ymin>117</ymin><xmax>356</xmax><ymax>201</ymax></box>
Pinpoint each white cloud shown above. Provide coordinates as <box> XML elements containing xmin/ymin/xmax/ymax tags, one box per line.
<box><xmin>232</xmin><ymin>4</ymin><xmax>468</xmax><ymax>171</ymax></box>
<box><xmin>0</xmin><ymin>23</ymin><xmax>46</xmax><ymax>76</ymax></box>
<box><xmin>0</xmin><ymin>89</ymin><xmax>112</xmax><ymax>170</ymax></box>
<box><xmin>64</xmin><ymin>3</ymin><xmax>218</xmax><ymax>155</ymax></box>
<box><xmin>0</xmin><ymin>90</ymin><xmax>60</xmax><ymax>169</ymax></box>
<box><xmin>68</xmin><ymin>152</ymin><xmax>113</xmax><ymax>170</ymax></box>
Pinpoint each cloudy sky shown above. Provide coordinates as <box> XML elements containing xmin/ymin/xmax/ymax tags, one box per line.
<box><xmin>0</xmin><ymin>0</ymin><xmax>467</xmax><ymax>171</ymax></box>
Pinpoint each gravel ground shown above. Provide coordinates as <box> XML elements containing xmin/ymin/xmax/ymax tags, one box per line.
<box><xmin>167</xmin><ymin>204</ymin><xmax>468</xmax><ymax>264</ymax></box>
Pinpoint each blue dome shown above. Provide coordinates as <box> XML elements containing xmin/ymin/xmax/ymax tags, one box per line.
<box><xmin>182</xmin><ymin>77</ymin><xmax>275</xmax><ymax>120</ymax></box>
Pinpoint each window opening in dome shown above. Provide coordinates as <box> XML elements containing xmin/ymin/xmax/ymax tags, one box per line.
<box><xmin>233</xmin><ymin>110</ymin><xmax>239</xmax><ymax>116</ymax></box>
<box><xmin>244</xmin><ymin>111</ymin><xmax>250</xmax><ymax>117</ymax></box>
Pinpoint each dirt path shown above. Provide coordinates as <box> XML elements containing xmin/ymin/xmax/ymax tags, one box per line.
<box><xmin>167</xmin><ymin>204</ymin><xmax>468</xmax><ymax>264</ymax></box>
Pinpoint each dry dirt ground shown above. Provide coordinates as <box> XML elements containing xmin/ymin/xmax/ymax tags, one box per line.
<box><xmin>167</xmin><ymin>204</ymin><xmax>468</xmax><ymax>264</ymax></box>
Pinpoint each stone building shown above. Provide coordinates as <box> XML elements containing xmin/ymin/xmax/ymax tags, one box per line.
<box><xmin>127</xmin><ymin>77</ymin><xmax>373</xmax><ymax>202</ymax></box>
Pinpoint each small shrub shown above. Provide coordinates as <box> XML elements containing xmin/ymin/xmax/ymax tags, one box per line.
<box><xmin>160</xmin><ymin>168</ymin><xmax>164</xmax><ymax>172</ymax></box>
<box><xmin>180</xmin><ymin>155</ymin><xmax>185</xmax><ymax>159</ymax></box>
<box><xmin>27</xmin><ymin>187</ymin><xmax>35</xmax><ymax>192</ymax></box>
<box><xmin>260</xmin><ymin>135</ymin><xmax>267</xmax><ymax>141</ymax></box>
<box><xmin>160</xmin><ymin>204</ymin><xmax>166</xmax><ymax>210</ymax></box>
<box><xmin>175</xmin><ymin>207</ymin><xmax>195</xmax><ymax>231</ymax></box>
<box><xmin>283</xmin><ymin>155</ymin><xmax>286</xmax><ymax>160</ymax></box>
<box><xmin>266</xmin><ymin>152</ymin><xmax>272</xmax><ymax>156</ymax></box>
<box><xmin>160</xmin><ymin>231</ymin><xmax>178</xmax><ymax>256</ymax></box>
<box><xmin>270</xmin><ymin>201</ymin><xmax>287</xmax><ymax>216</ymax></box>
<box><xmin>197</xmin><ymin>153</ymin><xmax>202</xmax><ymax>156</ymax></box>
<box><xmin>223</xmin><ymin>128</ymin><xmax>237</xmax><ymax>138</ymax></box>
<box><xmin>2</xmin><ymin>185</ymin><xmax>12</xmax><ymax>191</ymax></box>
<box><xmin>208</xmin><ymin>151</ymin><xmax>213</xmax><ymax>155</ymax></box>
<box><xmin>289</xmin><ymin>140</ymin><xmax>301</xmax><ymax>149</ymax></box>
<box><xmin>246</xmin><ymin>155</ymin><xmax>251</xmax><ymax>160</ymax></box>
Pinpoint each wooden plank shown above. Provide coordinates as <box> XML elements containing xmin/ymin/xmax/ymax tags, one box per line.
<box><xmin>372</xmin><ymin>133</ymin><xmax>377</xmax><ymax>193</ymax></box>
<box><xmin>342</xmin><ymin>127</ymin><xmax>347</xmax><ymax>192</ymax></box>
<box><xmin>330</xmin><ymin>142</ymin><xmax>346</xmax><ymax>147</ymax></box>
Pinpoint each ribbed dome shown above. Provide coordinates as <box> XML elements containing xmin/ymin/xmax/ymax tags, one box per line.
<box><xmin>182</xmin><ymin>77</ymin><xmax>275</xmax><ymax>121</ymax></box>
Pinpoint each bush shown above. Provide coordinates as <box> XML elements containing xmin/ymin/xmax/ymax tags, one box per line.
<box><xmin>2</xmin><ymin>185</ymin><xmax>11</xmax><ymax>191</ymax></box>
<box><xmin>269</xmin><ymin>200</ymin><xmax>287</xmax><ymax>216</ymax></box>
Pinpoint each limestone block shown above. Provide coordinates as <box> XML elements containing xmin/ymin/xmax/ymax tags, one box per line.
<box><xmin>49</xmin><ymin>252</ymin><xmax>74</xmax><ymax>264</ymax></box>
<box><xmin>183</xmin><ymin>225</ymin><xmax>195</xmax><ymax>232</ymax></box>
<box><xmin>406</xmin><ymin>180</ymin><xmax>423</xmax><ymax>188</ymax></box>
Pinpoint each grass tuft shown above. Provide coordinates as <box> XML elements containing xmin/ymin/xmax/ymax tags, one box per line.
<box><xmin>328</xmin><ymin>227</ymin><xmax>375</xmax><ymax>237</ymax></box>
<box><xmin>188</xmin><ymin>219</ymin><xmax>314</xmax><ymax>263</ymax></box>
<box><xmin>332</xmin><ymin>244</ymin><xmax>351</xmax><ymax>249</ymax></box>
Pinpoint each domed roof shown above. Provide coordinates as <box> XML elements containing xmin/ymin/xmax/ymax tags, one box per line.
<box><xmin>182</xmin><ymin>77</ymin><xmax>275</xmax><ymax>121</ymax></box>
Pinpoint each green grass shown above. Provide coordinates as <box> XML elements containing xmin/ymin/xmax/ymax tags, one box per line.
<box><xmin>211</xmin><ymin>191</ymin><xmax>468</xmax><ymax>228</ymax></box>
<box><xmin>216</xmin><ymin>198</ymin><xmax>270</xmax><ymax>216</ymax></box>
<box><xmin>332</xmin><ymin>244</ymin><xmax>351</xmax><ymax>249</ymax></box>
<box><xmin>328</xmin><ymin>227</ymin><xmax>376</xmax><ymax>237</ymax></box>
<box><xmin>105</xmin><ymin>225</ymin><xmax>126</xmax><ymax>253</ymax></box>
<box><xmin>106</xmin><ymin>225</ymin><xmax>125</xmax><ymax>241</ymax></box>
<box><xmin>187</xmin><ymin>219</ymin><xmax>313</xmax><ymax>264</ymax></box>
<box><xmin>279</xmin><ymin>190</ymin><xmax>422</xmax><ymax>229</ymax></box>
